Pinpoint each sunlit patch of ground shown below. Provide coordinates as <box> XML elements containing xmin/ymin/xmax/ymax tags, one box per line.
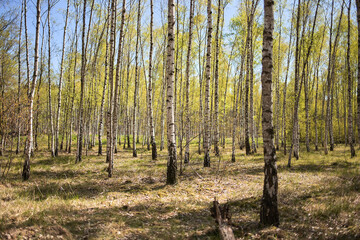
<box><xmin>0</xmin><ymin>139</ymin><xmax>359</xmax><ymax>239</ymax></box>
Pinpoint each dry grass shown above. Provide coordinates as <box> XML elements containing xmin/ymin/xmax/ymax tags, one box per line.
<box><xmin>0</xmin><ymin>139</ymin><xmax>359</xmax><ymax>239</ymax></box>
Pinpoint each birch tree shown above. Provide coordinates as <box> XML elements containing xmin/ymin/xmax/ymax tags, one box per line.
<box><xmin>133</xmin><ymin>0</ymin><xmax>141</xmax><ymax>158</ymax></box>
<box><xmin>16</xmin><ymin>2</ymin><xmax>23</xmax><ymax>155</ymax></box>
<box><xmin>204</xmin><ymin>0</ymin><xmax>212</xmax><ymax>167</ymax></box>
<box><xmin>348</xmin><ymin>0</ymin><xmax>356</xmax><ymax>157</ymax></box>
<box><xmin>109</xmin><ymin>0</ymin><xmax>126</xmax><ymax>177</ymax></box>
<box><xmin>76</xmin><ymin>0</ymin><xmax>87</xmax><ymax>163</ymax></box>
<box><xmin>287</xmin><ymin>0</ymin><xmax>301</xmax><ymax>165</ymax></box>
<box><xmin>24</xmin><ymin>0</ymin><xmax>30</xmax><ymax>96</ymax></box>
<box><xmin>98</xmin><ymin>0</ymin><xmax>111</xmax><ymax>156</ymax></box>
<box><xmin>67</xmin><ymin>2</ymin><xmax>79</xmax><ymax>154</ymax></box>
<box><xmin>324</xmin><ymin>0</ymin><xmax>344</xmax><ymax>155</ymax></box>
<box><xmin>148</xmin><ymin>0</ymin><xmax>157</xmax><ymax>160</ymax></box>
<box><xmin>22</xmin><ymin>0</ymin><xmax>41</xmax><ymax>181</ymax></box>
<box><xmin>54</xmin><ymin>0</ymin><xmax>70</xmax><ymax>157</ymax></box>
<box><xmin>166</xmin><ymin>0</ymin><xmax>177</xmax><ymax>185</ymax></box>
<box><xmin>184</xmin><ymin>0</ymin><xmax>194</xmax><ymax>164</ymax></box>
<box><xmin>282</xmin><ymin>0</ymin><xmax>295</xmax><ymax>155</ymax></box>
<box><xmin>106</xmin><ymin>0</ymin><xmax>116</xmax><ymax>164</ymax></box>
<box><xmin>260</xmin><ymin>0</ymin><xmax>279</xmax><ymax>226</ymax></box>
<box><xmin>314</xmin><ymin>26</ymin><xmax>326</xmax><ymax>151</ymax></box>
<box><xmin>213</xmin><ymin>0</ymin><xmax>221</xmax><ymax>157</ymax></box>
<box><xmin>47</xmin><ymin>0</ymin><xmax>55</xmax><ymax>157</ymax></box>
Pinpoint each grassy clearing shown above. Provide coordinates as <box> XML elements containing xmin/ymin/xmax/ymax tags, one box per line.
<box><xmin>0</xmin><ymin>141</ymin><xmax>359</xmax><ymax>239</ymax></box>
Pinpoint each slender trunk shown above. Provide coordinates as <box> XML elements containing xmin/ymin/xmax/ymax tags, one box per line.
<box><xmin>125</xmin><ymin>37</ymin><xmax>131</xmax><ymax>149</ymax></box>
<box><xmin>89</xmin><ymin>10</ymin><xmax>107</xmax><ymax>152</ymax></box>
<box><xmin>260</xmin><ymin>0</ymin><xmax>279</xmax><ymax>227</ymax></box>
<box><xmin>98</xmin><ymin>0</ymin><xmax>111</xmax><ymax>155</ymax></box>
<box><xmin>174</xmin><ymin>0</ymin><xmax>181</xmax><ymax>150</ymax></box>
<box><xmin>35</xmin><ymin>22</ymin><xmax>46</xmax><ymax>151</ymax></box>
<box><xmin>47</xmin><ymin>0</ymin><xmax>55</xmax><ymax>157</ymax></box>
<box><xmin>133</xmin><ymin>0</ymin><xmax>141</xmax><ymax>158</ymax></box>
<box><xmin>249</xmin><ymin>20</ymin><xmax>256</xmax><ymax>154</ymax></box>
<box><xmin>218</xmin><ymin>3</ymin><xmax>226</xmax><ymax>148</ymax></box>
<box><xmin>166</xmin><ymin>0</ymin><xmax>177</xmax><ymax>185</ymax></box>
<box><xmin>149</xmin><ymin>0</ymin><xmax>157</xmax><ymax>160</ymax></box>
<box><xmin>75</xmin><ymin>0</ymin><xmax>87</xmax><ymax>163</ymax></box>
<box><xmin>160</xmin><ymin>24</ymin><xmax>167</xmax><ymax>152</ymax></box>
<box><xmin>314</xmin><ymin>74</ymin><xmax>319</xmax><ymax>151</ymax></box>
<box><xmin>304</xmin><ymin>65</ymin><xmax>310</xmax><ymax>152</ymax></box>
<box><xmin>275</xmin><ymin>3</ymin><xmax>282</xmax><ymax>151</ymax></box>
<box><xmin>288</xmin><ymin>0</ymin><xmax>320</xmax><ymax>165</ymax></box>
<box><xmin>244</xmin><ymin>1</ymin><xmax>257</xmax><ymax>155</ymax></box>
<box><xmin>16</xmin><ymin>2</ymin><xmax>24</xmax><ymax>155</ymax></box>
<box><xmin>61</xmin><ymin>88</ymin><xmax>69</xmax><ymax>151</ymax></box>
<box><xmin>204</xmin><ymin>0</ymin><xmax>212</xmax><ymax>167</ymax></box>
<box><xmin>344</xmin><ymin>80</ymin><xmax>348</xmax><ymax>146</ymax></box>
<box><xmin>24</xmin><ymin>0</ymin><xmax>30</xmax><ymax>96</ymax></box>
<box><xmin>320</xmin><ymin>83</ymin><xmax>325</xmax><ymax>147</ymax></box>
<box><xmin>223</xmin><ymin>36</ymin><xmax>237</xmax><ymax>150</ymax></box>
<box><xmin>231</xmin><ymin>59</ymin><xmax>244</xmax><ymax>162</ymax></box>
<box><xmin>106</xmin><ymin>0</ymin><xmax>116</xmax><ymax>165</ymax></box>
<box><xmin>22</xmin><ymin>0</ymin><xmax>41</xmax><ymax>181</ymax></box>
<box><xmin>106</xmin><ymin>0</ymin><xmax>117</xmax><ymax>163</ymax></box>
<box><xmin>160</xmin><ymin>45</ymin><xmax>167</xmax><ymax>151</ymax></box>
<box><xmin>239</xmin><ymin>77</ymin><xmax>245</xmax><ymax>149</ymax></box>
<box><xmin>245</xmin><ymin>48</ymin><xmax>250</xmax><ymax>154</ymax></box>
<box><xmin>109</xmin><ymin>0</ymin><xmax>126</xmax><ymax>177</ymax></box>
<box><xmin>184</xmin><ymin>0</ymin><xmax>194</xmax><ymax>163</ymax></box>
<box><xmin>54</xmin><ymin>0</ymin><xmax>70</xmax><ymax>156</ymax></box>
<box><xmin>282</xmin><ymin>1</ymin><xmax>295</xmax><ymax>155</ymax></box>
<box><xmin>83</xmin><ymin>0</ymin><xmax>95</xmax><ymax>156</ymax></box>
<box><xmin>68</xmin><ymin>6</ymin><xmax>79</xmax><ymax>154</ymax></box>
<box><xmin>325</xmin><ymin>0</ymin><xmax>344</xmax><ymax>154</ymax></box>
<box><xmin>324</xmin><ymin>0</ymin><xmax>335</xmax><ymax>155</ymax></box>
<box><xmin>336</xmin><ymin>84</ymin><xmax>341</xmax><ymax>143</ymax></box>
<box><xmin>177</xmin><ymin>6</ymin><xmax>186</xmax><ymax>167</ymax></box>
<box><xmin>330</xmin><ymin>79</ymin><xmax>335</xmax><ymax>150</ymax></box>
<box><xmin>314</xmin><ymin>26</ymin><xmax>325</xmax><ymax>151</ymax></box>
<box><xmin>349</xmin><ymin>0</ymin><xmax>356</xmax><ymax>157</ymax></box>
<box><xmin>123</xmin><ymin>9</ymin><xmax>133</xmax><ymax>150</ymax></box>
<box><xmin>196</xmin><ymin>8</ymin><xmax>205</xmax><ymax>155</ymax></box>
<box><xmin>213</xmin><ymin>0</ymin><xmax>221</xmax><ymax>157</ymax></box>
<box><xmin>288</xmin><ymin>0</ymin><xmax>301</xmax><ymax>166</ymax></box>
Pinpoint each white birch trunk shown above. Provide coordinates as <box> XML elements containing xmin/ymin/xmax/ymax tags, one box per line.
<box><xmin>166</xmin><ymin>0</ymin><xmax>177</xmax><ymax>184</ymax></box>
<box><xmin>204</xmin><ymin>0</ymin><xmax>212</xmax><ymax>167</ymax></box>
<box><xmin>184</xmin><ymin>0</ymin><xmax>194</xmax><ymax>164</ymax></box>
<box><xmin>22</xmin><ymin>0</ymin><xmax>41</xmax><ymax>181</ymax></box>
<box><xmin>260</xmin><ymin>0</ymin><xmax>279</xmax><ymax>226</ymax></box>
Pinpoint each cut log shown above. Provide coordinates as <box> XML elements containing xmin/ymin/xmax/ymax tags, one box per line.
<box><xmin>210</xmin><ymin>199</ymin><xmax>236</xmax><ymax>240</ymax></box>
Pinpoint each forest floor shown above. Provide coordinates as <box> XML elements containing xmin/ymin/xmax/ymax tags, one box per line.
<box><xmin>0</xmin><ymin>139</ymin><xmax>360</xmax><ymax>239</ymax></box>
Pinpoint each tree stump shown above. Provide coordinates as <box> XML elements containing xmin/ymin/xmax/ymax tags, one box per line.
<box><xmin>210</xmin><ymin>199</ymin><xmax>235</xmax><ymax>240</ymax></box>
